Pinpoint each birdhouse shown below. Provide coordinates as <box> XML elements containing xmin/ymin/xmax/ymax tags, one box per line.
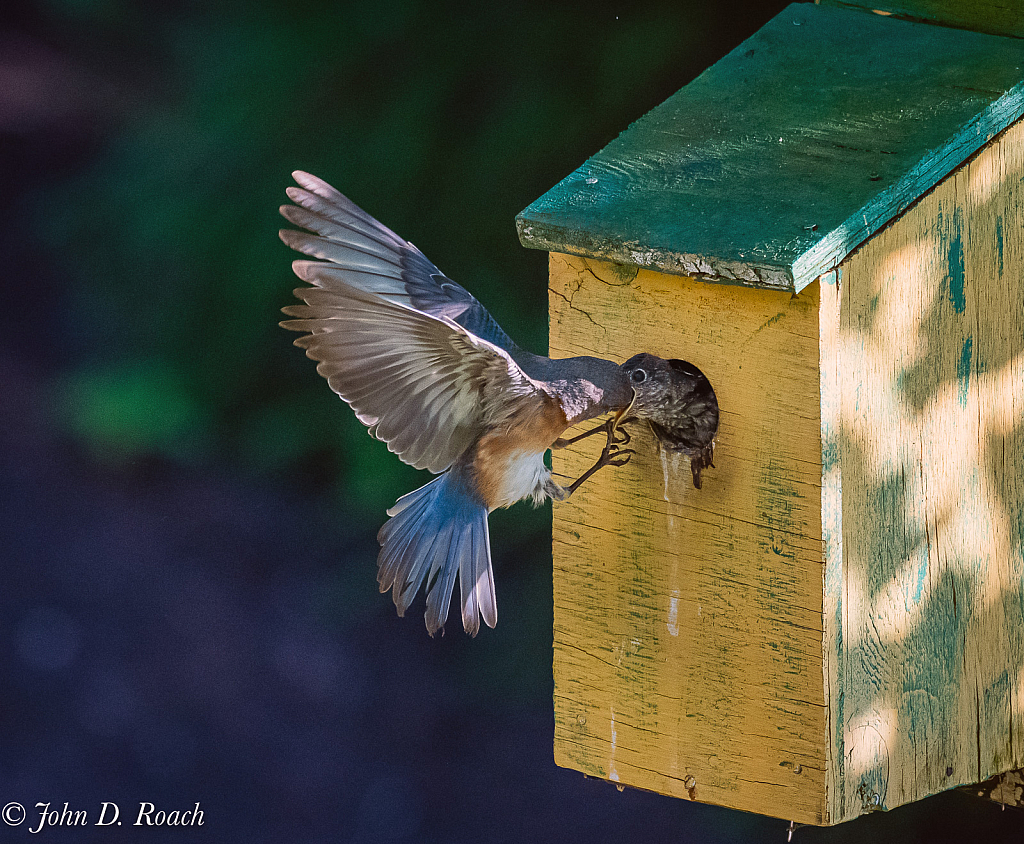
<box><xmin>516</xmin><ymin>2</ymin><xmax>1024</xmax><ymax>826</ymax></box>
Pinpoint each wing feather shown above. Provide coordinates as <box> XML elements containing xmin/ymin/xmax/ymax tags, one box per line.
<box><xmin>280</xmin><ymin>171</ymin><xmax>519</xmax><ymax>353</ymax></box>
<box><xmin>281</xmin><ymin>277</ymin><xmax>535</xmax><ymax>473</ymax></box>
<box><xmin>279</xmin><ymin>205</ymin><xmax>402</xmax><ymax>265</ymax></box>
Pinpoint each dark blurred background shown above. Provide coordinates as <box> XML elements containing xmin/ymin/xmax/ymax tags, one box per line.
<box><xmin>1</xmin><ymin>1</ymin><xmax>1020</xmax><ymax>841</ymax></box>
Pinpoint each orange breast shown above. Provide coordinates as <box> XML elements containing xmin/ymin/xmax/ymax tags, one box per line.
<box><xmin>471</xmin><ymin>394</ymin><xmax>568</xmax><ymax>510</ymax></box>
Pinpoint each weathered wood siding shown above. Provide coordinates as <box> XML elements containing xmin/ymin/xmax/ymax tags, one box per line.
<box><xmin>828</xmin><ymin>117</ymin><xmax>1024</xmax><ymax>822</ymax></box>
<box><xmin>548</xmin><ymin>254</ymin><xmax>826</xmax><ymax>823</ymax></box>
<box><xmin>545</xmin><ymin>104</ymin><xmax>1024</xmax><ymax>831</ymax></box>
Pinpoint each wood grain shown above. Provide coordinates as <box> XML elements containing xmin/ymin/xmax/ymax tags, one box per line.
<box><xmin>546</xmin><ymin>117</ymin><xmax>1024</xmax><ymax>825</ymax></box>
<box><xmin>829</xmin><ymin>116</ymin><xmax>1024</xmax><ymax>822</ymax></box>
<box><xmin>819</xmin><ymin>269</ymin><xmax>846</xmax><ymax>820</ymax></box>
<box><xmin>548</xmin><ymin>253</ymin><xmax>827</xmax><ymax>824</ymax></box>
<box><xmin>519</xmin><ymin>4</ymin><xmax>1024</xmax><ymax>292</ymax></box>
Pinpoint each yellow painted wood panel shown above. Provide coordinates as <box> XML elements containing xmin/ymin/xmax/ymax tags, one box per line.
<box><xmin>833</xmin><ymin>117</ymin><xmax>1024</xmax><ymax>822</ymax></box>
<box><xmin>548</xmin><ymin>255</ymin><xmax>827</xmax><ymax>824</ymax></box>
<box><xmin>819</xmin><ymin>269</ymin><xmax>845</xmax><ymax>823</ymax></box>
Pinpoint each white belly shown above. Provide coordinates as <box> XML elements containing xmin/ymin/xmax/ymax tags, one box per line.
<box><xmin>490</xmin><ymin>450</ymin><xmax>552</xmax><ymax>510</ymax></box>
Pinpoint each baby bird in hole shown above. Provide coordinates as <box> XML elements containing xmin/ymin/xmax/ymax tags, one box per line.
<box><xmin>621</xmin><ymin>353</ymin><xmax>720</xmax><ymax>489</ymax></box>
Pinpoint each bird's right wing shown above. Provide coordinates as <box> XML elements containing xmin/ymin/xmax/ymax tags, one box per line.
<box><xmin>281</xmin><ymin>278</ymin><xmax>536</xmax><ymax>474</ymax></box>
<box><xmin>279</xmin><ymin>171</ymin><xmax>519</xmax><ymax>355</ymax></box>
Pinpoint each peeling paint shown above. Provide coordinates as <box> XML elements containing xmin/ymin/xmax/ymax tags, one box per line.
<box><xmin>958</xmin><ymin>336</ymin><xmax>973</xmax><ymax>406</ymax></box>
<box><xmin>947</xmin><ymin>208</ymin><xmax>966</xmax><ymax>314</ymax></box>
<box><xmin>996</xmin><ymin>216</ymin><xmax>1004</xmax><ymax>277</ymax></box>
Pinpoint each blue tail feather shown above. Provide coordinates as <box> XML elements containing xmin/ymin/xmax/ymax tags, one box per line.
<box><xmin>460</xmin><ymin>516</ymin><xmax>495</xmax><ymax>633</ymax></box>
<box><xmin>377</xmin><ymin>470</ymin><xmax>494</xmax><ymax>636</ymax></box>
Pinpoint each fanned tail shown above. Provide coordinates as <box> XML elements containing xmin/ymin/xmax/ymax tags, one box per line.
<box><xmin>376</xmin><ymin>470</ymin><xmax>496</xmax><ymax>636</ymax></box>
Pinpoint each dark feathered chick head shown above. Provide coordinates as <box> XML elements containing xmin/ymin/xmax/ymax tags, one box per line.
<box><xmin>621</xmin><ymin>353</ymin><xmax>720</xmax><ymax>488</ymax></box>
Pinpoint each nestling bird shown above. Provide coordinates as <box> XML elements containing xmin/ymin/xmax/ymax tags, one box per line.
<box><xmin>620</xmin><ymin>353</ymin><xmax>719</xmax><ymax>489</ymax></box>
<box><xmin>278</xmin><ymin>172</ymin><xmax>635</xmax><ymax>636</ymax></box>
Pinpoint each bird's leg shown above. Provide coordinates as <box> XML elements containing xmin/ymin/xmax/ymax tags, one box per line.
<box><xmin>550</xmin><ymin>422</ymin><xmax>605</xmax><ymax>450</ymax></box>
<box><xmin>551</xmin><ymin>417</ymin><xmax>631</xmax><ymax>450</ymax></box>
<box><xmin>562</xmin><ymin>420</ymin><xmax>635</xmax><ymax>497</ymax></box>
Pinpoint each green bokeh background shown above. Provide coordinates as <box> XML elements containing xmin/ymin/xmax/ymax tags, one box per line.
<box><xmin>32</xmin><ymin>0</ymin><xmax>777</xmax><ymax>641</ymax></box>
<box><xmin>41</xmin><ymin>0</ymin><xmax>737</xmax><ymax>515</ymax></box>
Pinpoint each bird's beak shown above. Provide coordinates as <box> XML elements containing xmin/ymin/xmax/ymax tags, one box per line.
<box><xmin>610</xmin><ymin>390</ymin><xmax>637</xmax><ymax>436</ymax></box>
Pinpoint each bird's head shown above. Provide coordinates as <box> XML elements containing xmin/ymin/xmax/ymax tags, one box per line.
<box><xmin>620</xmin><ymin>353</ymin><xmax>720</xmax><ymax>488</ymax></box>
<box><xmin>621</xmin><ymin>353</ymin><xmax>715</xmax><ymax>419</ymax></box>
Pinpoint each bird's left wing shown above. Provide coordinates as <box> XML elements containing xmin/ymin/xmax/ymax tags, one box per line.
<box><xmin>281</xmin><ymin>279</ymin><xmax>535</xmax><ymax>474</ymax></box>
<box><xmin>279</xmin><ymin>171</ymin><xmax>519</xmax><ymax>355</ymax></box>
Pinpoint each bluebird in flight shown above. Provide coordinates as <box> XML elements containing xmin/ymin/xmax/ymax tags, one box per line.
<box><xmin>621</xmin><ymin>353</ymin><xmax>719</xmax><ymax>489</ymax></box>
<box><xmin>278</xmin><ymin>172</ymin><xmax>636</xmax><ymax>636</ymax></box>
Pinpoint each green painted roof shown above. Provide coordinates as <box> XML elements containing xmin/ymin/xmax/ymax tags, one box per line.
<box><xmin>822</xmin><ymin>0</ymin><xmax>1024</xmax><ymax>40</ymax></box>
<box><xmin>517</xmin><ymin>3</ymin><xmax>1024</xmax><ymax>292</ymax></box>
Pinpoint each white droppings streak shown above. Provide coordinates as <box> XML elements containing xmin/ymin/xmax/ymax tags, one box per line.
<box><xmin>663</xmin><ymin>449</ymin><xmax>685</xmax><ymax>637</ymax></box>
<box><xmin>660</xmin><ymin>448</ymin><xmax>671</xmax><ymax>502</ymax></box>
<box><xmin>670</xmin><ymin>450</ymin><xmax>685</xmax><ymax>487</ymax></box>
<box><xmin>660</xmin><ymin>449</ymin><xmax>689</xmax><ymax>504</ymax></box>
<box><xmin>664</xmin><ymin>450</ymin><xmax>689</xmax><ymax>638</ymax></box>
<box><xmin>609</xmin><ymin>706</ymin><xmax>620</xmax><ymax>782</ymax></box>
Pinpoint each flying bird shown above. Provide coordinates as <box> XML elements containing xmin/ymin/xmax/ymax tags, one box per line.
<box><xmin>278</xmin><ymin>172</ymin><xmax>635</xmax><ymax>636</ymax></box>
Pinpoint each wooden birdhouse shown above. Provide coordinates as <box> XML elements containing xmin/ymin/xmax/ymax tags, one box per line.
<box><xmin>516</xmin><ymin>2</ymin><xmax>1024</xmax><ymax>826</ymax></box>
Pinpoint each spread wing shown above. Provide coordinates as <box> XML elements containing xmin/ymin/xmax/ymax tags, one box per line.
<box><xmin>279</xmin><ymin>171</ymin><xmax>519</xmax><ymax>355</ymax></box>
<box><xmin>281</xmin><ymin>278</ymin><xmax>536</xmax><ymax>474</ymax></box>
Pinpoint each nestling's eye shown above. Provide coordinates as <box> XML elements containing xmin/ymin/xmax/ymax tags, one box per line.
<box><xmin>630</xmin><ymin>368</ymin><xmax>647</xmax><ymax>384</ymax></box>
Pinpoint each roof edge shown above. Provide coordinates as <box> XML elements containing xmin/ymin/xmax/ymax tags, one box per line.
<box><xmin>792</xmin><ymin>80</ymin><xmax>1024</xmax><ymax>290</ymax></box>
<box><xmin>515</xmin><ymin>215</ymin><xmax>795</xmax><ymax>291</ymax></box>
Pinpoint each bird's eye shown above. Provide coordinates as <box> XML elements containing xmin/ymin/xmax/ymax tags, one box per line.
<box><xmin>631</xmin><ymin>368</ymin><xmax>647</xmax><ymax>383</ymax></box>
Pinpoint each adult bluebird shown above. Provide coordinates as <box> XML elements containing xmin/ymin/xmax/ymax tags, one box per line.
<box><xmin>278</xmin><ymin>172</ymin><xmax>635</xmax><ymax>636</ymax></box>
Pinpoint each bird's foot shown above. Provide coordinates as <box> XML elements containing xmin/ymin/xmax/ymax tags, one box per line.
<box><xmin>563</xmin><ymin>434</ymin><xmax>635</xmax><ymax>497</ymax></box>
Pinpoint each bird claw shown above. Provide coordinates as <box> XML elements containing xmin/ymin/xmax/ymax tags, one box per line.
<box><xmin>605</xmin><ymin>448</ymin><xmax>634</xmax><ymax>467</ymax></box>
<box><xmin>563</xmin><ymin>429</ymin><xmax>635</xmax><ymax>496</ymax></box>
